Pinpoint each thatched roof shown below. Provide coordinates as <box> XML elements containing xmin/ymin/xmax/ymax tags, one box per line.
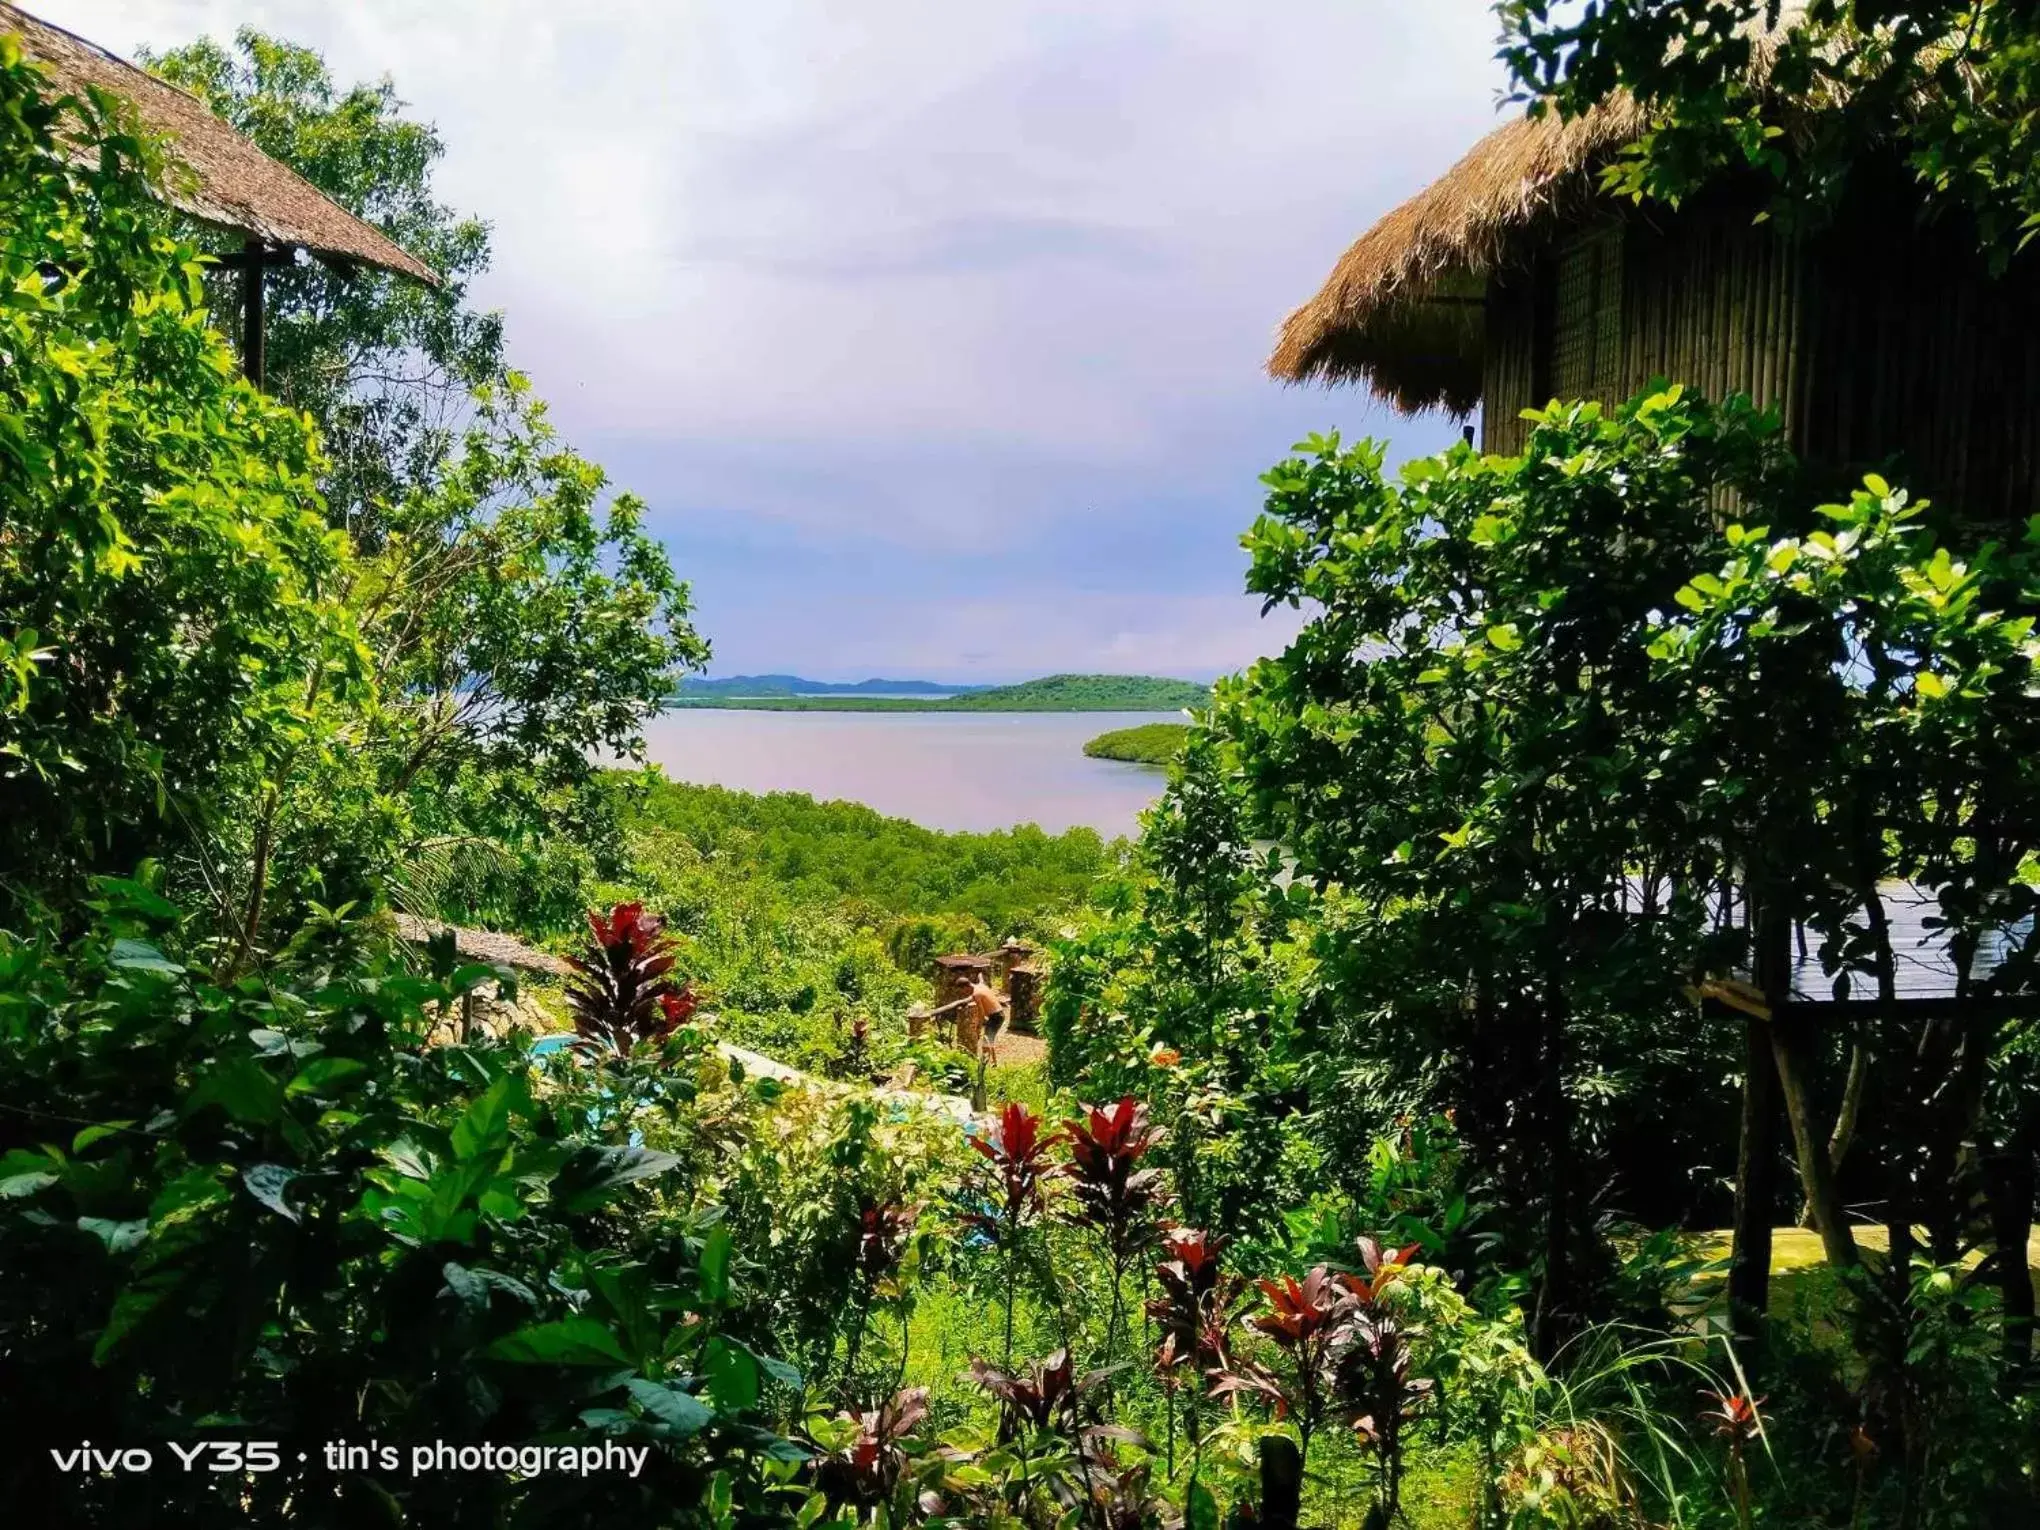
<box><xmin>1270</xmin><ymin>8</ymin><xmax>1824</xmax><ymax>414</ymax></box>
<box><xmin>1267</xmin><ymin>98</ymin><xmax>1644</xmax><ymax>412</ymax></box>
<box><xmin>2</xmin><ymin>3</ymin><xmax>438</xmax><ymax>285</ymax></box>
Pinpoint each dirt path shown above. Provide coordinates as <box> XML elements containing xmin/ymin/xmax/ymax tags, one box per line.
<box><xmin>988</xmin><ymin>1032</ymin><xmax>1047</xmax><ymax>1069</ymax></box>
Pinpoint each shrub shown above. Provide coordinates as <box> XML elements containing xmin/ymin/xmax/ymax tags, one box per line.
<box><xmin>0</xmin><ymin>885</ymin><xmax>801</xmax><ymax>1525</ymax></box>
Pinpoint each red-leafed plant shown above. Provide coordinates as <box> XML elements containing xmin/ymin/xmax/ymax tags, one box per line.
<box><xmin>963</xmin><ymin>1350</ymin><xmax>1139</xmax><ymax>1525</ymax></box>
<box><xmin>842</xmin><ymin>1195</ymin><xmax>918</xmax><ymax>1394</ymax></box>
<box><xmin>1336</xmin><ymin>1237</ymin><xmax>1432</xmax><ymax>1522</ymax></box>
<box><xmin>1702</xmin><ymin>1388</ymin><xmax>1765</xmax><ymax>1530</ymax></box>
<box><xmin>1148</xmin><ymin>1225</ymin><xmax>1243</xmax><ymax>1477</ymax></box>
<box><xmin>809</xmin><ymin>1385</ymin><xmax>930</xmax><ymax>1511</ymax></box>
<box><xmin>1065</xmin><ymin>1096</ymin><xmax>1167</xmax><ymax>1371</ymax></box>
<box><xmin>563</xmin><ymin>902</ymin><xmax>697</xmax><ymax>1057</ymax></box>
<box><xmin>965</xmin><ymin>1102</ymin><xmax>1064</xmax><ymax>1361</ymax></box>
<box><xmin>857</xmin><ymin>1196</ymin><xmax>917</xmax><ymax>1286</ymax></box>
<box><xmin>968</xmin><ymin>1348</ymin><xmax>1114</xmax><ymax>1440</ymax></box>
<box><xmin>1213</xmin><ymin>1266</ymin><xmax>1352</xmax><ymax>1466</ymax></box>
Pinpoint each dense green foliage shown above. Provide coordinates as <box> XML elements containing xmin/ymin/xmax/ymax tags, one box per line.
<box><xmin>0</xmin><ymin>880</ymin><xmax>966</xmax><ymax>1527</ymax></box>
<box><xmin>1082</xmin><ymin>723</ymin><xmax>1190</xmax><ymax>767</ymax></box>
<box><xmin>667</xmin><ymin>674</ymin><xmax>1208</xmax><ymax>712</ymax></box>
<box><xmin>943</xmin><ymin>675</ymin><xmax>1207</xmax><ymax>712</ymax></box>
<box><xmin>623</xmin><ymin>779</ymin><xmax>1118</xmax><ymax>933</ymax></box>
<box><xmin>114</xmin><ymin>30</ymin><xmax>707</xmax><ymax>947</ymax></box>
<box><xmin>0</xmin><ymin>35</ymin><xmax>357</xmax><ymax>914</ymax></box>
<box><xmin>1052</xmin><ymin>390</ymin><xmax>2040</xmax><ymax>1522</ymax></box>
<box><xmin>1498</xmin><ymin>0</ymin><xmax>2040</xmax><ymax>267</ymax></box>
<box><xmin>602</xmin><ymin>778</ymin><xmax>1116</xmax><ymax>1074</ymax></box>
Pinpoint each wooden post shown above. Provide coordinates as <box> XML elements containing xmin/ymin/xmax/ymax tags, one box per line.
<box><xmin>1729</xmin><ymin>1012</ymin><xmax>1782</xmax><ymax>1343</ymax></box>
<box><xmin>1758</xmin><ymin>905</ymin><xmax>1859</xmax><ymax>1270</ymax></box>
<box><xmin>993</xmin><ymin>938</ymin><xmax>1035</xmax><ymax>985</ymax></box>
<box><xmin>955</xmin><ymin>1005</ymin><xmax>984</xmax><ymax>1057</ymax></box>
<box><xmin>240</xmin><ymin>235</ymin><xmax>266</xmax><ymax>390</ymax></box>
<box><xmin>1983</xmin><ymin>1131</ymin><xmax>2036</xmax><ymax>1386</ymax></box>
<box><xmin>1258</xmin><ymin>1433</ymin><xmax>1302</xmax><ymax>1530</ymax></box>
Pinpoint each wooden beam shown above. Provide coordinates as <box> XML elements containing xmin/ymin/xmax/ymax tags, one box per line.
<box><xmin>1696</xmin><ymin>976</ymin><xmax>1770</xmax><ymax>1021</ymax></box>
<box><xmin>211</xmin><ymin>245</ymin><xmax>300</xmax><ymax>273</ymax></box>
<box><xmin>1694</xmin><ymin>977</ymin><xmax>2040</xmax><ymax>1027</ymax></box>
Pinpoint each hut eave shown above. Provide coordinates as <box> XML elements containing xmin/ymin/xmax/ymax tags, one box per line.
<box><xmin>3</xmin><ymin>3</ymin><xmax>440</xmax><ymax>286</ymax></box>
<box><xmin>1267</xmin><ymin>97</ymin><xmax>1647</xmax><ymax>407</ymax></box>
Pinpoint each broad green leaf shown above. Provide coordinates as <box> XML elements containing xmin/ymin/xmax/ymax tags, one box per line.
<box><xmin>287</xmin><ymin>1057</ymin><xmax>368</xmax><ymax>1097</ymax></box>
<box><xmin>698</xmin><ymin>1222</ymin><xmax>733</xmax><ymax>1304</ymax></box>
<box><xmin>185</xmin><ymin>1057</ymin><xmax>283</xmax><ymax>1125</ymax></box>
<box><xmin>110</xmin><ymin>938</ymin><xmax>183</xmax><ymax>976</ymax></box>
<box><xmin>704</xmin><ymin>1335</ymin><xmax>760</xmax><ymax>1413</ymax></box>
<box><xmin>242</xmin><ymin>1163</ymin><xmax>300</xmax><ymax>1222</ymax></box>
<box><xmin>626</xmin><ymin>1377</ymin><xmax>714</xmax><ymax>1438</ymax></box>
<box><xmin>483</xmin><ymin>1316</ymin><xmax>630</xmax><ymax>1367</ymax></box>
<box><xmin>549</xmin><ymin>1144</ymin><xmax>684</xmax><ymax>1214</ymax></box>
<box><xmin>71</xmin><ymin>1122</ymin><xmax>132</xmax><ymax>1154</ymax></box>
<box><xmin>78</xmin><ymin>1216</ymin><xmax>148</xmax><ymax>1254</ymax></box>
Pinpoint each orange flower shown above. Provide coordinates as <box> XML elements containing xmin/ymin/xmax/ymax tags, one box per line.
<box><xmin>1149</xmin><ymin>1044</ymin><xmax>1181</xmax><ymax>1068</ymax></box>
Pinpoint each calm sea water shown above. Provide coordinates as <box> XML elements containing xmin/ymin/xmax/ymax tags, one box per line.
<box><xmin>637</xmin><ymin>709</ymin><xmax>1172</xmax><ymax>838</ymax></box>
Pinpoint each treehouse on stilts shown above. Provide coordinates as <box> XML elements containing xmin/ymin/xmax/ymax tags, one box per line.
<box><xmin>1270</xmin><ymin>69</ymin><xmax>2040</xmax><ymax>1340</ymax></box>
<box><xmin>3</xmin><ymin>3</ymin><xmax>439</xmax><ymax>387</ymax></box>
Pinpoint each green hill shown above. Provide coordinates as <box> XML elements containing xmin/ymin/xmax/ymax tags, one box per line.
<box><xmin>941</xmin><ymin>674</ymin><xmax>1207</xmax><ymax>712</ymax></box>
<box><xmin>1083</xmin><ymin>721</ymin><xmax>1191</xmax><ymax>765</ymax></box>
<box><xmin>666</xmin><ymin>673</ymin><xmax>1208</xmax><ymax>713</ymax></box>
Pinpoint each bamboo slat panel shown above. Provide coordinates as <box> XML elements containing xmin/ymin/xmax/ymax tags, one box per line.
<box><xmin>1476</xmin><ymin>189</ymin><xmax>2040</xmax><ymax>532</ymax></box>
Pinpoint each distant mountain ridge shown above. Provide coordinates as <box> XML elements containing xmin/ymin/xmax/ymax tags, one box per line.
<box><xmin>667</xmin><ymin>673</ymin><xmax>1209</xmax><ymax>713</ymax></box>
<box><xmin>673</xmin><ymin>674</ymin><xmax>983</xmax><ymax>697</ymax></box>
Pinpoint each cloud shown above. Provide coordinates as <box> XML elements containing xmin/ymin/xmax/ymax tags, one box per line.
<box><xmin>43</xmin><ymin>0</ymin><xmax>1505</xmax><ymax>677</ymax></box>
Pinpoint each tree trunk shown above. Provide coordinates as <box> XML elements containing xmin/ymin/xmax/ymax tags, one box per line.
<box><xmin>1757</xmin><ymin>906</ymin><xmax>1859</xmax><ymax>1269</ymax></box>
<box><xmin>1532</xmin><ymin>984</ymin><xmax>1572</xmax><ymax>1361</ymax></box>
<box><xmin>1772</xmin><ymin>1018</ymin><xmax>1860</xmax><ymax>1269</ymax></box>
<box><xmin>1798</xmin><ymin>1039</ymin><xmax>1868</xmax><ymax>1227</ymax></box>
<box><xmin>1730</xmin><ymin>1013</ymin><xmax>1783</xmax><ymax>1342</ymax></box>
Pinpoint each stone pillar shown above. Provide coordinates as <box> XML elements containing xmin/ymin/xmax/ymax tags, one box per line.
<box><xmin>1005</xmin><ymin>961</ymin><xmax>1043</xmax><ymax>1037</ymax></box>
<box><xmin>992</xmin><ymin>937</ymin><xmax>1036</xmax><ymax>985</ymax></box>
<box><xmin>933</xmin><ymin>953</ymin><xmax>991</xmax><ymax>1008</ymax></box>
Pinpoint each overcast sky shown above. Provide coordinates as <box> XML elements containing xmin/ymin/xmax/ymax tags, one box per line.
<box><xmin>47</xmin><ymin>0</ymin><xmax>1506</xmax><ymax>682</ymax></box>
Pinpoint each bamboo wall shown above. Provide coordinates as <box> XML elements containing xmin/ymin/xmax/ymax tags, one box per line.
<box><xmin>1796</xmin><ymin>203</ymin><xmax>2040</xmax><ymax>530</ymax></box>
<box><xmin>1477</xmin><ymin>189</ymin><xmax>2040</xmax><ymax>532</ymax></box>
<box><xmin>1478</xmin><ymin>272</ymin><xmax>1539</xmax><ymax>456</ymax></box>
<box><xmin>1481</xmin><ymin>201</ymin><xmax>1803</xmax><ymax>456</ymax></box>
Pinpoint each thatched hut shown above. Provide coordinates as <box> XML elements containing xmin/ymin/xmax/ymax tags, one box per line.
<box><xmin>3</xmin><ymin>3</ymin><xmax>437</xmax><ymax>381</ymax></box>
<box><xmin>1269</xmin><ymin>90</ymin><xmax>2040</xmax><ymax>527</ymax></box>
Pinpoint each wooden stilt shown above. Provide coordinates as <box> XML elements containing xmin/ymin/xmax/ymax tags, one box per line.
<box><xmin>240</xmin><ymin>234</ymin><xmax>266</xmax><ymax>389</ymax></box>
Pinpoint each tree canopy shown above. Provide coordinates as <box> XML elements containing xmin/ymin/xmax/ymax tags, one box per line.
<box><xmin>1497</xmin><ymin>0</ymin><xmax>2040</xmax><ymax>267</ymax></box>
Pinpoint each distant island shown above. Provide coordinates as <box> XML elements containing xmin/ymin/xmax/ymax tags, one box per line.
<box><xmin>668</xmin><ymin>673</ymin><xmax>1209</xmax><ymax>713</ymax></box>
<box><xmin>673</xmin><ymin>674</ymin><xmax>977</xmax><ymax>698</ymax></box>
<box><xmin>1084</xmin><ymin>721</ymin><xmax>1191</xmax><ymax>765</ymax></box>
